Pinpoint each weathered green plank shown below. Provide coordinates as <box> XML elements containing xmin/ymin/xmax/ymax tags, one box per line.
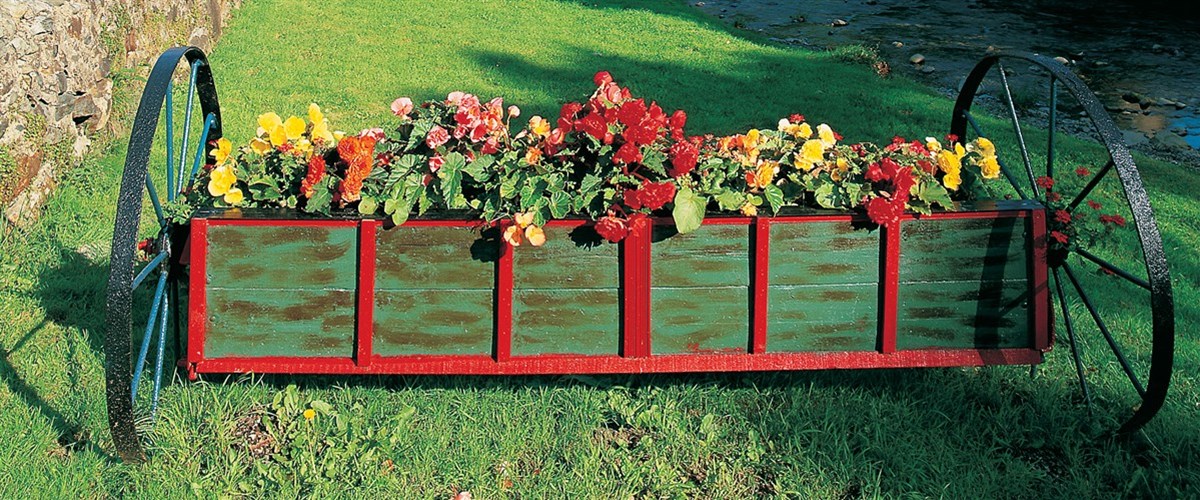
<box><xmin>376</xmin><ymin>226</ymin><xmax>496</xmax><ymax>290</ymax></box>
<box><xmin>651</xmin><ymin>287</ymin><xmax>748</xmax><ymax>355</ymax></box>
<box><xmin>513</xmin><ymin>226</ymin><xmax>619</xmax><ymax>289</ymax></box>
<box><xmin>205</xmin><ymin>288</ymin><xmax>355</xmax><ymax>357</ymax></box>
<box><xmin>207</xmin><ymin>225</ymin><xmax>358</xmax><ymax>289</ymax></box>
<box><xmin>770</xmin><ymin>222</ymin><xmax>880</xmax><ymax>286</ymax></box>
<box><xmin>767</xmin><ymin>284</ymin><xmax>878</xmax><ymax>352</ymax></box>
<box><xmin>512</xmin><ymin>289</ymin><xmax>619</xmax><ymax>356</ymax></box>
<box><xmin>897</xmin><ymin>280</ymin><xmax>1031</xmax><ymax>349</ymax></box>
<box><xmin>373</xmin><ymin>290</ymin><xmax>493</xmax><ymax>356</ymax></box>
<box><xmin>652</xmin><ymin>224</ymin><xmax>750</xmax><ymax>287</ymax></box>
<box><xmin>900</xmin><ymin>217</ymin><xmax>1028</xmax><ymax>282</ymax></box>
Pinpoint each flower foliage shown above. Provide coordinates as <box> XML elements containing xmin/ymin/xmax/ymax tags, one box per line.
<box><xmin>190</xmin><ymin>72</ymin><xmax>1005</xmax><ymax>244</ymax></box>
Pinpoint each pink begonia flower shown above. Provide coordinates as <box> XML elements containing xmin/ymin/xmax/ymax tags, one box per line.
<box><xmin>428</xmin><ymin>154</ymin><xmax>445</xmax><ymax>172</ymax></box>
<box><xmin>507</xmin><ymin>105</ymin><xmax>520</xmax><ymax>118</ymax></box>
<box><xmin>426</xmin><ymin>125</ymin><xmax>450</xmax><ymax>148</ymax></box>
<box><xmin>359</xmin><ymin>128</ymin><xmax>385</xmax><ymax>141</ymax></box>
<box><xmin>390</xmin><ymin>97</ymin><xmax>413</xmax><ymax>117</ymax></box>
<box><xmin>446</xmin><ymin>91</ymin><xmax>465</xmax><ymax>106</ymax></box>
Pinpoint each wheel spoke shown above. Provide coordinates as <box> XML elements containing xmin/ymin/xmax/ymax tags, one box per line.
<box><xmin>186</xmin><ymin>113</ymin><xmax>218</xmax><ymax>193</ymax></box>
<box><xmin>151</xmin><ymin>289</ymin><xmax>170</xmax><ymax>419</ymax></box>
<box><xmin>963</xmin><ymin>110</ymin><xmax>1030</xmax><ymax>200</ymax></box>
<box><xmin>1053</xmin><ymin>267</ymin><xmax>1093</xmax><ymax>411</ymax></box>
<box><xmin>176</xmin><ymin>60</ymin><xmax>201</xmax><ymax>196</ymax></box>
<box><xmin>1063</xmin><ymin>263</ymin><xmax>1147</xmax><ymax>397</ymax></box>
<box><xmin>165</xmin><ymin>79</ymin><xmax>175</xmax><ymax>201</ymax></box>
<box><xmin>1074</xmin><ymin>247</ymin><xmax>1151</xmax><ymax>291</ymax></box>
<box><xmin>997</xmin><ymin>62</ymin><xmax>1039</xmax><ymax>197</ymax></box>
<box><xmin>145</xmin><ymin>175</ymin><xmax>165</xmax><ymax>227</ymax></box>
<box><xmin>1047</xmin><ymin>76</ymin><xmax>1057</xmax><ymax>179</ymax></box>
<box><xmin>1066</xmin><ymin>159</ymin><xmax>1114</xmax><ymax>213</ymax></box>
<box><xmin>131</xmin><ymin>249</ymin><xmax>169</xmax><ymax>291</ymax></box>
<box><xmin>131</xmin><ymin>270</ymin><xmax>169</xmax><ymax>403</ymax></box>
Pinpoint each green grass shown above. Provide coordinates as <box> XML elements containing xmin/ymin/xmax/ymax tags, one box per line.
<box><xmin>1</xmin><ymin>0</ymin><xmax>1198</xmax><ymax>496</ymax></box>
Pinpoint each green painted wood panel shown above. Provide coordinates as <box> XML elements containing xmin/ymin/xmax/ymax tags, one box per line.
<box><xmin>513</xmin><ymin>226</ymin><xmax>619</xmax><ymax>289</ymax></box>
<box><xmin>768</xmin><ymin>284</ymin><xmax>878</xmax><ymax>352</ymax></box>
<box><xmin>373</xmin><ymin>290</ymin><xmax>493</xmax><ymax>356</ymax></box>
<box><xmin>650</xmin><ymin>225</ymin><xmax>751</xmax><ymax>354</ymax></box>
<box><xmin>512</xmin><ymin>289</ymin><xmax>619</xmax><ymax>356</ymax></box>
<box><xmin>770</xmin><ymin>222</ymin><xmax>880</xmax><ymax>286</ymax></box>
<box><xmin>207</xmin><ymin>225</ymin><xmax>358</xmax><ymax>289</ymax></box>
<box><xmin>375</xmin><ymin>226</ymin><xmax>496</xmax><ymax>290</ymax></box>
<box><xmin>651</xmin><ymin>287</ymin><xmax>748</xmax><ymax>354</ymax></box>
<box><xmin>205</xmin><ymin>288</ymin><xmax>355</xmax><ymax>357</ymax></box>
<box><xmin>651</xmin><ymin>224</ymin><xmax>750</xmax><ymax>287</ymax></box>
<box><xmin>897</xmin><ymin>280</ymin><xmax>1030</xmax><ymax>349</ymax></box>
<box><xmin>511</xmin><ymin>226</ymin><xmax>620</xmax><ymax>355</ymax></box>
<box><xmin>900</xmin><ymin>217</ymin><xmax>1028</xmax><ymax>283</ymax></box>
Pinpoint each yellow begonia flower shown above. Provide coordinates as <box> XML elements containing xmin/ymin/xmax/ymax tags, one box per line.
<box><xmin>954</xmin><ymin>142</ymin><xmax>966</xmax><ymax>157</ymax></box>
<box><xmin>333</xmin><ymin>131</ymin><xmax>346</xmax><ymax>141</ymax></box>
<box><xmin>740</xmin><ymin>202</ymin><xmax>758</xmax><ymax>216</ymax></box>
<box><xmin>283</xmin><ymin>116</ymin><xmax>306</xmax><ymax>141</ymax></box>
<box><xmin>311</xmin><ymin>119</ymin><xmax>334</xmax><ymax>145</ymax></box>
<box><xmin>268</xmin><ymin>126</ymin><xmax>287</xmax><ymax>146</ymax></box>
<box><xmin>797</xmin><ymin>139</ymin><xmax>825</xmax><ymax>170</ymax></box>
<box><xmin>213</xmin><ymin>137</ymin><xmax>232</xmax><ymax>165</ymax></box>
<box><xmin>944</xmin><ymin>170</ymin><xmax>962</xmax><ymax>191</ymax></box>
<box><xmin>308</xmin><ymin>103</ymin><xmax>325</xmax><ymax>125</ymax></box>
<box><xmin>258</xmin><ymin>112</ymin><xmax>287</xmax><ymax>146</ymax></box>
<box><xmin>250</xmin><ymin>138</ymin><xmax>271</xmax><ymax>155</ymax></box>
<box><xmin>937</xmin><ymin>149</ymin><xmax>963</xmax><ymax>190</ymax></box>
<box><xmin>514</xmin><ymin>212</ymin><xmax>535</xmax><ymax>228</ymax></box>
<box><xmin>832</xmin><ymin>157</ymin><xmax>849</xmax><ymax>181</ymax></box>
<box><xmin>980</xmin><ymin>155</ymin><xmax>1001</xmax><ymax>179</ymax></box>
<box><xmin>745</xmin><ymin>129</ymin><xmax>761</xmax><ymax>147</ymax></box>
<box><xmin>925</xmin><ymin>137</ymin><xmax>942</xmax><ymax>153</ymax></box>
<box><xmin>754</xmin><ymin>160</ymin><xmax>776</xmax><ymax>188</ymax></box>
<box><xmin>208</xmin><ymin>165</ymin><xmax>236</xmax><ymax>197</ymax></box>
<box><xmin>223</xmin><ymin>187</ymin><xmax>244</xmax><ymax>205</ymax></box>
<box><xmin>797</xmin><ymin>123</ymin><xmax>813</xmax><ymax>139</ymax></box>
<box><xmin>294</xmin><ymin>139</ymin><xmax>313</xmax><ymax>158</ymax></box>
<box><xmin>529</xmin><ymin>116</ymin><xmax>550</xmax><ymax>137</ymax></box>
<box><xmin>817</xmin><ymin>124</ymin><xmax>836</xmax><ymax>148</ymax></box>
<box><xmin>975</xmin><ymin>137</ymin><xmax>996</xmax><ymax>157</ymax></box>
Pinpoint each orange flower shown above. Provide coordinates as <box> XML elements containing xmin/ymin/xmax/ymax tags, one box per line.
<box><xmin>336</xmin><ymin>136</ymin><xmax>377</xmax><ymax>204</ymax></box>
<box><xmin>524</xmin><ymin>225</ymin><xmax>546</xmax><ymax>246</ymax></box>
<box><xmin>503</xmin><ymin>225</ymin><xmax>523</xmax><ymax>246</ymax></box>
<box><xmin>525</xmin><ymin>147</ymin><xmax>543</xmax><ymax>166</ymax></box>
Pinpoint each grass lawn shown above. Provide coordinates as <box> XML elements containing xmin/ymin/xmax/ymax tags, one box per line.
<box><xmin>1</xmin><ymin>0</ymin><xmax>1197</xmax><ymax>496</ymax></box>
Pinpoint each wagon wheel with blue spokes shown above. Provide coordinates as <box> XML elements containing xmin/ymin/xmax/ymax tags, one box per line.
<box><xmin>104</xmin><ymin>46</ymin><xmax>222</xmax><ymax>463</ymax></box>
<box><xmin>950</xmin><ymin>51</ymin><xmax>1174</xmax><ymax>434</ymax></box>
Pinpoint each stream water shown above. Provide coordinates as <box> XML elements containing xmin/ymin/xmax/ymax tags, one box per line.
<box><xmin>691</xmin><ymin>0</ymin><xmax>1200</xmax><ymax>165</ymax></box>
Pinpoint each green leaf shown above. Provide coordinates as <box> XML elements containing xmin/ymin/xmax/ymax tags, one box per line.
<box><xmin>463</xmin><ymin>155</ymin><xmax>493</xmax><ymax>182</ymax></box>
<box><xmin>358</xmin><ymin>196</ymin><xmax>378</xmax><ymax>215</ymax></box>
<box><xmin>391</xmin><ymin>208</ymin><xmax>409</xmax><ymax>226</ymax></box>
<box><xmin>917</xmin><ymin>180</ymin><xmax>954</xmax><ymax>210</ymax></box>
<box><xmin>714</xmin><ymin>190</ymin><xmax>745</xmax><ymax>211</ymax></box>
<box><xmin>549</xmin><ymin>190</ymin><xmax>571</xmax><ymax>218</ymax></box>
<box><xmin>641</xmin><ymin>149</ymin><xmax>667</xmax><ymax>176</ymax></box>
<box><xmin>762</xmin><ymin>184</ymin><xmax>784</xmax><ymax>215</ymax></box>
<box><xmin>580</xmin><ymin>174</ymin><xmax>603</xmax><ymax>194</ymax></box>
<box><xmin>672</xmin><ymin>187</ymin><xmax>707</xmax><ymax>234</ymax></box>
<box><xmin>440</xmin><ymin>169</ymin><xmax>464</xmax><ymax>209</ymax></box>
<box><xmin>813</xmin><ymin>183</ymin><xmax>837</xmax><ymax>209</ymax></box>
<box><xmin>383</xmin><ymin>198</ymin><xmax>397</xmax><ymax>215</ymax></box>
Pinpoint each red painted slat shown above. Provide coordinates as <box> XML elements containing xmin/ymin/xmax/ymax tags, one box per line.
<box><xmin>186</xmin><ymin>218</ymin><xmax>209</xmax><ymax>380</ymax></box>
<box><xmin>752</xmin><ymin>217</ymin><xmax>770</xmax><ymax>353</ymax></box>
<box><xmin>206</xmin><ymin>219</ymin><xmax>359</xmax><ymax>227</ymax></box>
<box><xmin>495</xmin><ymin>225</ymin><xmax>513</xmax><ymax>362</ymax></box>
<box><xmin>193</xmin><ymin>348</ymin><xmax>1044</xmax><ymax>375</ymax></box>
<box><xmin>1030</xmin><ymin>209</ymin><xmax>1052</xmax><ymax>350</ymax></box>
<box><xmin>622</xmin><ymin>216</ymin><xmax>652</xmax><ymax>357</ymax></box>
<box><xmin>879</xmin><ymin>222</ymin><xmax>901</xmax><ymax>354</ymax></box>
<box><xmin>356</xmin><ymin>220</ymin><xmax>377</xmax><ymax>366</ymax></box>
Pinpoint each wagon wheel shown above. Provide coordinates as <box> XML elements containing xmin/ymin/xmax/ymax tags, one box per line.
<box><xmin>950</xmin><ymin>51</ymin><xmax>1174</xmax><ymax>434</ymax></box>
<box><xmin>105</xmin><ymin>46</ymin><xmax>222</xmax><ymax>462</ymax></box>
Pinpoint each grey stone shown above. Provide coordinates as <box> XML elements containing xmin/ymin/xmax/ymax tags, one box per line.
<box><xmin>832</xmin><ymin>19</ymin><xmax>848</xmax><ymax>27</ymax></box>
<box><xmin>1153</xmin><ymin>132</ymin><xmax>1190</xmax><ymax>150</ymax></box>
<box><xmin>1053</xmin><ymin>56</ymin><xmax>1069</xmax><ymax>65</ymax></box>
<box><xmin>909</xmin><ymin>53</ymin><xmax>925</xmax><ymax>65</ymax></box>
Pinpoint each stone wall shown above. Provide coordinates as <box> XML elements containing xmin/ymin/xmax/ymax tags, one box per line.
<box><xmin>0</xmin><ymin>0</ymin><xmax>241</xmax><ymax>224</ymax></box>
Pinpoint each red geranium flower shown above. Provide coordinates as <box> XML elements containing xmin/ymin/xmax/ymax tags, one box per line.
<box><xmin>1054</xmin><ymin>209</ymin><xmax>1071</xmax><ymax>224</ymax></box>
<box><xmin>1099</xmin><ymin>214</ymin><xmax>1127</xmax><ymax>227</ymax></box>
<box><xmin>1050</xmin><ymin>231</ymin><xmax>1069</xmax><ymax>244</ymax></box>
<box><xmin>613</xmin><ymin>142</ymin><xmax>642</xmax><ymax>164</ymax></box>
<box><xmin>1087</xmin><ymin>200</ymin><xmax>1102</xmax><ymax>210</ymax></box>
<box><xmin>1036</xmin><ymin>176</ymin><xmax>1055</xmax><ymax>190</ymax></box>
<box><xmin>668</xmin><ymin>140</ymin><xmax>698</xmax><ymax>178</ymax></box>
<box><xmin>668</xmin><ymin>110</ymin><xmax>687</xmax><ymax>140</ymax></box>
<box><xmin>866</xmin><ymin>197</ymin><xmax>903</xmax><ymax>228</ymax></box>
<box><xmin>1075</xmin><ymin>166</ymin><xmax>1091</xmax><ymax>177</ymax></box>
<box><xmin>595</xmin><ymin>215</ymin><xmax>629</xmax><ymax>243</ymax></box>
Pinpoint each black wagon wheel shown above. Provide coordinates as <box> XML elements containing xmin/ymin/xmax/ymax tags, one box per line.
<box><xmin>950</xmin><ymin>51</ymin><xmax>1174</xmax><ymax>434</ymax></box>
<box><xmin>105</xmin><ymin>46</ymin><xmax>222</xmax><ymax>462</ymax></box>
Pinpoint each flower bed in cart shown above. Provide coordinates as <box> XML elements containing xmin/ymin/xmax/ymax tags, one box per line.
<box><xmin>174</xmin><ymin>71</ymin><xmax>1058</xmax><ymax>376</ymax></box>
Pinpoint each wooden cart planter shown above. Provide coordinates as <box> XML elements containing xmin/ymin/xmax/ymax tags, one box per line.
<box><xmin>104</xmin><ymin>47</ymin><xmax>1175</xmax><ymax>462</ymax></box>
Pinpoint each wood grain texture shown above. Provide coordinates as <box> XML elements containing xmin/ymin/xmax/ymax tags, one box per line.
<box><xmin>896</xmin><ymin>280</ymin><xmax>1030</xmax><ymax>349</ymax></box>
<box><xmin>373</xmin><ymin>290</ymin><xmax>493</xmax><ymax>355</ymax></box>
<box><xmin>513</xmin><ymin>226</ymin><xmax>619</xmax><ymax>289</ymax></box>
<box><xmin>768</xmin><ymin>284</ymin><xmax>879</xmax><ymax>352</ymax></box>
<box><xmin>651</xmin><ymin>287</ymin><xmax>748</xmax><ymax>354</ymax></box>
<box><xmin>651</xmin><ymin>224</ymin><xmax>750</xmax><ymax>287</ymax></box>
<box><xmin>207</xmin><ymin>225</ymin><xmax>358</xmax><ymax>289</ymax></box>
<box><xmin>512</xmin><ymin>289</ymin><xmax>619</xmax><ymax>355</ymax></box>
<box><xmin>770</xmin><ymin>222</ymin><xmax>879</xmax><ymax>286</ymax></box>
<box><xmin>899</xmin><ymin>217</ymin><xmax>1027</xmax><ymax>282</ymax></box>
<box><xmin>205</xmin><ymin>288</ymin><xmax>355</xmax><ymax>358</ymax></box>
<box><xmin>375</xmin><ymin>226</ymin><xmax>495</xmax><ymax>290</ymax></box>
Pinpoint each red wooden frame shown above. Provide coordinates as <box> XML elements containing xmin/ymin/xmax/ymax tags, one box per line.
<box><xmin>183</xmin><ymin>205</ymin><xmax>1051</xmax><ymax>378</ymax></box>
